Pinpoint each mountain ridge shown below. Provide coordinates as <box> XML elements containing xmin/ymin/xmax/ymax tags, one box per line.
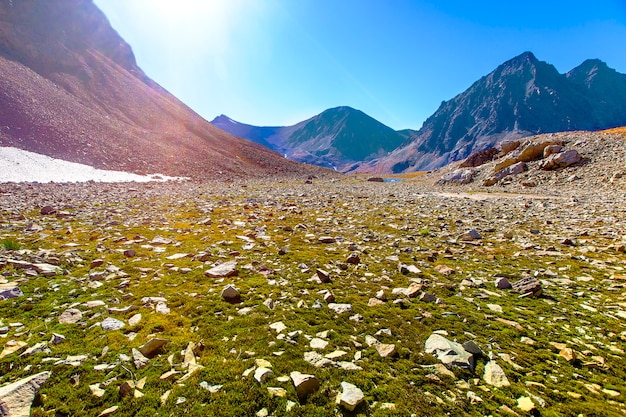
<box><xmin>355</xmin><ymin>51</ymin><xmax>626</xmax><ymax>173</ymax></box>
<box><xmin>0</xmin><ymin>0</ymin><xmax>326</xmax><ymax>180</ymax></box>
<box><xmin>212</xmin><ymin>106</ymin><xmax>407</xmax><ymax>170</ymax></box>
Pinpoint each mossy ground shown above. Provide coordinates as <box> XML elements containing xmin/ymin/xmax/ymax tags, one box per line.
<box><xmin>1</xmin><ymin>179</ymin><xmax>625</xmax><ymax>416</ymax></box>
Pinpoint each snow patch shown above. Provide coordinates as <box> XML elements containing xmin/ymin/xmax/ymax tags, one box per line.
<box><xmin>0</xmin><ymin>147</ymin><xmax>188</xmax><ymax>183</ymax></box>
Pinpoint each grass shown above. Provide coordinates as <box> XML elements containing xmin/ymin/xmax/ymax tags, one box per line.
<box><xmin>1</xmin><ymin>179</ymin><xmax>625</xmax><ymax>416</ymax></box>
<box><xmin>1</xmin><ymin>237</ymin><xmax>21</xmax><ymax>250</ymax></box>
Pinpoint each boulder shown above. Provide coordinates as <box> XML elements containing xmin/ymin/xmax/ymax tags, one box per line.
<box><xmin>540</xmin><ymin>149</ymin><xmax>581</xmax><ymax>170</ymax></box>
<box><xmin>366</xmin><ymin>177</ymin><xmax>384</xmax><ymax>182</ymax></box>
<box><xmin>460</xmin><ymin>147</ymin><xmax>498</xmax><ymax>168</ymax></box>
<box><xmin>0</xmin><ymin>283</ymin><xmax>23</xmax><ymax>300</ymax></box>
<box><xmin>499</xmin><ymin>140</ymin><xmax>521</xmax><ymax>155</ymax></box>
<box><xmin>0</xmin><ymin>371</ymin><xmax>50</xmax><ymax>417</ymax></box>
<box><xmin>458</xmin><ymin>229</ymin><xmax>482</xmax><ymax>241</ymax></box>
<box><xmin>39</xmin><ymin>205</ymin><xmax>56</xmax><ymax>215</ymax></box>
<box><xmin>424</xmin><ymin>333</ymin><xmax>474</xmax><ymax>370</ymax></box>
<box><xmin>290</xmin><ymin>371</ymin><xmax>319</xmax><ymax>402</ymax></box>
<box><xmin>512</xmin><ymin>276</ymin><xmax>542</xmax><ymax>297</ymax></box>
<box><xmin>205</xmin><ymin>260</ymin><xmax>238</xmax><ymax>278</ymax></box>
<box><xmin>493</xmin><ymin>157</ymin><xmax>518</xmax><ymax>173</ymax></box>
<box><xmin>543</xmin><ymin>144</ymin><xmax>563</xmax><ymax>158</ymax></box>
<box><xmin>336</xmin><ymin>381</ymin><xmax>365</xmax><ymax>411</ymax></box>
<box><xmin>494</xmin><ymin>161</ymin><xmax>526</xmax><ymax>180</ymax></box>
<box><xmin>517</xmin><ymin>139</ymin><xmax>563</xmax><ymax>162</ymax></box>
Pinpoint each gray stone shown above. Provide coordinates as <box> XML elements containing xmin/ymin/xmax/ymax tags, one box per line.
<box><xmin>101</xmin><ymin>317</ymin><xmax>125</xmax><ymax>331</ymax></box>
<box><xmin>0</xmin><ymin>371</ymin><xmax>50</xmax><ymax>417</ymax></box>
<box><xmin>495</xmin><ymin>277</ymin><xmax>512</xmax><ymax>289</ymax></box>
<box><xmin>425</xmin><ymin>334</ymin><xmax>474</xmax><ymax>370</ymax></box>
<box><xmin>132</xmin><ymin>348</ymin><xmax>149</xmax><ymax>369</ymax></box>
<box><xmin>328</xmin><ymin>303</ymin><xmax>353</xmax><ymax>314</ymax></box>
<box><xmin>205</xmin><ymin>260</ymin><xmax>238</xmax><ymax>278</ymax></box>
<box><xmin>336</xmin><ymin>381</ymin><xmax>365</xmax><ymax>411</ymax></box>
<box><xmin>459</xmin><ymin>229</ymin><xmax>482</xmax><ymax>241</ymax></box>
<box><xmin>437</xmin><ymin>169</ymin><xmax>475</xmax><ymax>185</ymax></box>
<box><xmin>220</xmin><ymin>284</ymin><xmax>241</xmax><ymax>302</ymax></box>
<box><xmin>512</xmin><ymin>276</ymin><xmax>542</xmax><ymax>297</ymax></box>
<box><xmin>0</xmin><ymin>283</ymin><xmax>23</xmax><ymax>300</ymax></box>
<box><xmin>290</xmin><ymin>371</ymin><xmax>319</xmax><ymax>402</ymax></box>
<box><xmin>540</xmin><ymin>149</ymin><xmax>581</xmax><ymax>170</ymax></box>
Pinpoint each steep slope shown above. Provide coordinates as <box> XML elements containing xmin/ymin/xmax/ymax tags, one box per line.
<box><xmin>0</xmin><ymin>0</ymin><xmax>323</xmax><ymax>180</ymax></box>
<box><xmin>359</xmin><ymin>52</ymin><xmax>626</xmax><ymax>173</ymax></box>
<box><xmin>212</xmin><ymin>106</ymin><xmax>406</xmax><ymax>170</ymax></box>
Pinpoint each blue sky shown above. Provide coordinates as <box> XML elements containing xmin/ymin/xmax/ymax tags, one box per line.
<box><xmin>94</xmin><ymin>0</ymin><xmax>626</xmax><ymax>130</ymax></box>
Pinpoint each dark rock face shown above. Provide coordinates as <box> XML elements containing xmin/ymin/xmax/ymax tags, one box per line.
<box><xmin>362</xmin><ymin>52</ymin><xmax>626</xmax><ymax>173</ymax></box>
<box><xmin>0</xmin><ymin>0</ymin><xmax>325</xmax><ymax>180</ymax></box>
<box><xmin>212</xmin><ymin>107</ymin><xmax>406</xmax><ymax>171</ymax></box>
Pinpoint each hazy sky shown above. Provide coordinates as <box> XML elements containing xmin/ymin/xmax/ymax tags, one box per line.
<box><xmin>94</xmin><ymin>0</ymin><xmax>626</xmax><ymax>130</ymax></box>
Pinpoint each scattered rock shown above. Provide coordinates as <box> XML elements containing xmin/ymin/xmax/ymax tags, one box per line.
<box><xmin>254</xmin><ymin>367</ymin><xmax>273</xmax><ymax>384</ymax></box>
<box><xmin>220</xmin><ymin>284</ymin><xmax>241</xmax><ymax>302</ymax></box>
<box><xmin>0</xmin><ymin>283</ymin><xmax>23</xmax><ymax>300</ymax></box>
<box><xmin>375</xmin><ymin>343</ymin><xmax>397</xmax><ymax>358</ymax></box>
<box><xmin>205</xmin><ymin>260</ymin><xmax>238</xmax><ymax>278</ymax></box>
<box><xmin>58</xmin><ymin>308</ymin><xmax>83</xmax><ymax>324</ymax></box>
<box><xmin>495</xmin><ymin>277</ymin><xmax>512</xmax><ymax>289</ymax></box>
<box><xmin>101</xmin><ymin>317</ymin><xmax>125</xmax><ymax>331</ymax></box>
<box><xmin>290</xmin><ymin>371</ymin><xmax>319</xmax><ymax>402</ymax></box>
<box><xmin>437</xmin><ymin>169</ymin><xmax>475</xmax><ymax>185</ymax></box>
<box><xmin>424</xmin><ymin>334</ymin><xmax>474</xmax><ymax>370</ymax></box>
<box><xmin>328</xmin><ymin>303</ymin><xmax>353</xmax><ymax>314</ymax></box>
<box><xmin>458</xmin><ymin>229</ymin><xmax>482</xmax><ymax>241</ymax></box>
<box><xmin>139</xmin><ymin>338</ymin><xmax>169</xmax><ymax>358</ymax></box>
<box><xmin>132</xmin><ymin>348</ymin><xmax>149</xmax><ymax>369</ymax></box>
<box><xmin>512</xmin><ymin>276</ymin><xmax>542</xmax><ymax>297</ymax></box>
<box><xmin>540</xmin><ymin>149</ymin><xmax>581</xmax><ymax>170</ymax></box>
<box><xmin>483</xmin><ymin>361</ymin><xmax>511</xmax><ymax>387</ymax></box>
<box><xmin>336</xmin><ymin>381</ymin><xmax>365</xmax><ymax>411</ymax></box>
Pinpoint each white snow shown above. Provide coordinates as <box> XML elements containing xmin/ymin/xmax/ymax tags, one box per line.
<box><xmin>0</xmin><ymin>147</ymin><xmax>188</xmax><ymax>183</ymax></box>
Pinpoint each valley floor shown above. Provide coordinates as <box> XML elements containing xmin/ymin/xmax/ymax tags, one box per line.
<box><xmin>1</xmin><ymin>177</ymin><xmax>625</xmax><ymax>416</ymax></box>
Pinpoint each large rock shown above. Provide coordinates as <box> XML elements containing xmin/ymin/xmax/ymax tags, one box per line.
<box><xmin>336</xmin><ymin>381</ymin><xmax>365</xmax><ymax>411</ymax></box>
<box><xmin>0</xmin><ymin>371</ymin><xmax>50</xmax><ymax>417</ymax></box>
<box><xmin>0</xmin><ymin>283</ymin><xmax>23</xmax><ymax>300</ymax></box>
<box><xmin>517</xmin><ymin>139</ymin><xmax>563</xmax><ymax>162</ymax></box>
<box><xmin>540</xmin><ymin>149</ymin><xmax>581</xmax><ymax>170</ymax></box>
<box><xmin>290</xmin><ymin>371</ymin><xmax>319</xmax><ymax>402</ymax></box>
<box><xmin>460</xmin><ymin>147</ymin><xmax>498</xmax><ymax>168</ymax></box>
<box><xmin>205</xmin><ymin>260</ymin><xmax>238</xmax><ymax>278</ymax></box>
<box><xmin>424</xmin><ymin>334</ymin><xmax>474</xmax><ymax>370</ymax></box>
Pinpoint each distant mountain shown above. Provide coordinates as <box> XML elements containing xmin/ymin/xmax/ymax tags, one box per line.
<box><xmin>356</xmin><ymin>52</ymin><xmax>626</xmax><ymax>173</ymax></box>
<box><xmin>212</xmin><ymin>106</ymin><xmax>406</xmax><ymax>170</ymax></box>
<box><xmin>0</xmin><ymin>0</ymin><xmax>324</xmax><ymax>180</ymax></box>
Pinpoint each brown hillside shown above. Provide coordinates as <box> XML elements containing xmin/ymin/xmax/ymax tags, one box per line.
<box><xmin>0</xmin><ymin>0</ymin><xmax>328</xmax><ymax>180</ymax></box>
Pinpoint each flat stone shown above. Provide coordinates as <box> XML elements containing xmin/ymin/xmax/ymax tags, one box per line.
<box><xmin>483</xmin><ymin>361</ymin><xmax>510</xmax><ymax>387</ymax></box>
<box><xmin>310</xmin><ymin>338</ymin><xmax>329</xmax><ymax>349</ymax></box>
<box><xmin>139</xmin><ymin>338</ymin><xmax>169</xmax><ymax>358</ymax></box>
<box><xmin>101</xmin><ymin>317</ymin><xmax>125</xmax><ymax>331</ymax></box>
<box><xmin>254</xmin><ymin>367</ymin><xmax>273</xmax><ymax>384</ymax></box>
<box><xmin>0</xmin><ymin>371</ymin><xmax>50</xmax><ymax>417</ymax></box>
<box><xmin>0</xmin><ymin>283</ymin><xmax>23</xmax><ymax>300</ymax></box>
<box><xmin>517</xmin><ymin>396</ymin><xmax>535</xmax><ymax>412</ymax></box>
<box><xmin>328</xmin><ymin>303</ymin><xmax>353</xmax><ymax>314</ymax></box>
<box><xmin>375</xmin><ymin>343</ymin><xmax>396</xmax><ymax>358</ymax></box>
<box><xmin>132</xmin><ymin>348</ymin><xmax>149</xmax><ymax>369</ymax></box>
<box><xmin>205</xmin><ymin>260</ymin><xmax>238</xmax><ymax>278</ymax></box>
<box><xmin>59</xmin><ymin>308</ymin><xmax>82</xmax><ymax>324</ymax></box>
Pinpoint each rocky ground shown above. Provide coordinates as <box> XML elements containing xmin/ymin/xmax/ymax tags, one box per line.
<box><xmin>1</xmin><ymin>130</ymin><xmax>625</xmax><ymax>417</ymax></box>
